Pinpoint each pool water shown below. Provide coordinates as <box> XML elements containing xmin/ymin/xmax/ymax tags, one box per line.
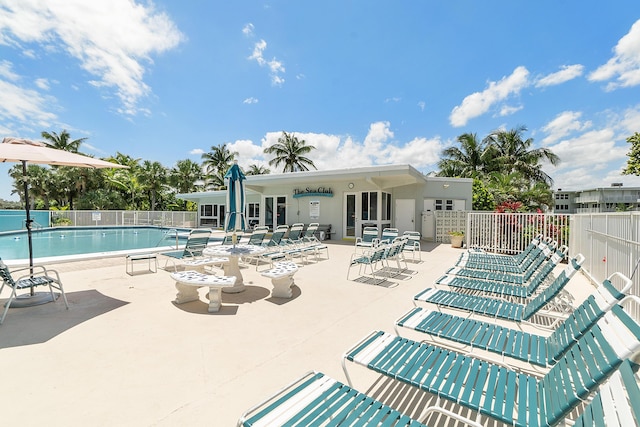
<box><xmin>0</xmin><ymin>227</ymin><xmax>191</xmax><ymax>262</ymax></box>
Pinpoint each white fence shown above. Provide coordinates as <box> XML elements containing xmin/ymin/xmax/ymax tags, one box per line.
<box><xmin>447</xmin><ymin>212</ymin><xmax>570</xmax><ymax>254</ymax></box>
<box><xmin>570</xmin><ymin>212</ymin><xmax>640</xmax><ymax>300</ymax></box>
<box><xmin>50</xmin><ymin>210</ymin><xmax>197</xmax><ymax>228</ymax></box>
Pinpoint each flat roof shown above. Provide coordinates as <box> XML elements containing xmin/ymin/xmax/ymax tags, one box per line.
<box><xmin>178</xmin><ymin>164</ymin><xmax>439</xmax><ymax>199</ymax></box>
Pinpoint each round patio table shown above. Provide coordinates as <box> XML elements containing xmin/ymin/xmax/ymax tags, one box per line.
<box><xmin>203</xmin><ymin>244</ymin><xmax>264</xmax><ymax>293</ymax></box>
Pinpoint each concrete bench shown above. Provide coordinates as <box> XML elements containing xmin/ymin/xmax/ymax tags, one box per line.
<box><xmin>260</xmin><ymin>261</ymin><xmax>299</xmax><ymax>298</ymax></box>
<box><xmin>126</xmin><ymin>253</ymin><xmax>158</xmax><ymax>275</ymax></box>
<box><xmin>170</xmin><ymin>271</ymin><xmax>236</xmax><ymax>312</ymax></box>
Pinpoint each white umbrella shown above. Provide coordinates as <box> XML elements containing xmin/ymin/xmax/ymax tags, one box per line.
<box><xmin>0</xmin><ymin>137</ymin><xmax>127</xmax><ymax>304</ymax></box>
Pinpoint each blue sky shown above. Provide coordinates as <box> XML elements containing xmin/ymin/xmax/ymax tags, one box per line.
<box><xmin>2</xmin><ymin>1</ymin><xmax>640</xmax><ymax>201</ymax></box>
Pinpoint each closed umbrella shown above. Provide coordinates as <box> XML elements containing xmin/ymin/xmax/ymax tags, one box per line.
<box><xmin>223</xmin><ymin>160</ymin><xmax>246</xmax><ymax>246</ymax></box>
<box><xmin>0</xmin><ymin>137</ymin><xmax>127</xmax><ymax>305</ymax></box>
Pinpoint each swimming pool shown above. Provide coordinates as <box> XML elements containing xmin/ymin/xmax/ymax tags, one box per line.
<box><xmin>0</xmin><ymin>226</ymin><xmax>194</xmax><ymax>264</ymax></box>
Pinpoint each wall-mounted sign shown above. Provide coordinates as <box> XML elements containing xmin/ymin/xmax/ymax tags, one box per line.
<box><xmin>292</xmin><ymin>187</ymin><xmax>333</xmax><ymax>198</ymax></box>
<box><xmin>309</xmin><ymin>200</ymin><xmax>320</xmax><ymax>219</ymax></box>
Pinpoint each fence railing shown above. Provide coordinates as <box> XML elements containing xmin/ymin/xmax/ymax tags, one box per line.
<box><xmin>50</xmin><ymin>210</ymin><xmax>197</xmax><ymax>228</ymax></box>
<box><xmin>570</xmin><ymin>212</ymin><xmax>640</xmax><ymax>301</ymax></box>
<box><xmin>461</xmin><ymin>212</ymin><xmax>570</xmax><ymax>254</ymax></box>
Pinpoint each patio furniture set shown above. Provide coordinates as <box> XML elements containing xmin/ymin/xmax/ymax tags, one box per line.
<box><xmin>159</xmin><ymin>224</ymin><xmax>329</xmax><ymax>312</ymax></box>
<box><xmin>238</xmin><ymin>234</ymin><xmax>640</xmax><ymax>426</ymax></box>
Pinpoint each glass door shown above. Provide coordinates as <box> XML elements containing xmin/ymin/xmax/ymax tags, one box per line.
<box><xmin>264</xmin><ymin>196</ymin><xmax>287</xmax><ymax>230</ymax></box>
<box><xmin>344</xmin><ymin>192</ymin><xmax>359</xmax><ymax>238</ymax></box>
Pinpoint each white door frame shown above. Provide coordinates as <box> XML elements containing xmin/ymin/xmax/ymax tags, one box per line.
<box><xmin>343</xmin><ymin>192</ymin><xmax>360</xmax><ymax>239</ymax></box>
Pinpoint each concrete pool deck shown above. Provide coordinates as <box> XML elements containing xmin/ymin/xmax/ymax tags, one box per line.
<box><xmin>0</xmin><ymin>240</ymin><xmax>595</xmax><ymax>426</ymax></box>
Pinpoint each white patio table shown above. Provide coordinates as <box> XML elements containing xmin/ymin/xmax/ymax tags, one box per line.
<box><xmin>202</xmin><ymin>244</ymin><xmax>264</xmax><ymax>293</ymax></box>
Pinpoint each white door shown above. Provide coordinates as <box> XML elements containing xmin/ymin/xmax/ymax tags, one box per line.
<box><xmin>395</xmin><ymin>199</ymin><xmax>415</xmax><ymax>234</ymax></box>
<box><xmin>344</xmin><ymin>192</ymin><xmax>360</xmax><ymax>239</ymax></box>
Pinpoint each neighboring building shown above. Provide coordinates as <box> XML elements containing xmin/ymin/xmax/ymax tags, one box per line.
<box><xmin>553</xmin><ymin>184</ymin><xmax>640</xmax><ymax>213</ymax></box>
<box><xmin>177</xmin><ymin>164</ymin><xmax>472</xmax><ymax>241</ymax></box>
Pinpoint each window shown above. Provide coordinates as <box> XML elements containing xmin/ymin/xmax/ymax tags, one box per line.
<box><xmin>247</xmin><ymin>203</ymin><xmax>260</xmax><ymax>227</ymax></box>
<box><xmin>381</xmin><ymin>192</ymin><xmax>391</xmax><ymax>220</ymax></box>
<box><xmin>361</xmin><ymin>192</ymin><xmax>378</xmax><ymax>221</ymax></box>
<box><xmin>200</xmin><ymin>204</ymin><xmax>213</xmax><ymax>217</ymax></box>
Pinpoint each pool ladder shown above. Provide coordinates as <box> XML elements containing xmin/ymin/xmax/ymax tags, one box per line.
<box><xmin>157</xmin><ymin>228</ymin><xmax>180</xmax><ymax>249</ymax></box>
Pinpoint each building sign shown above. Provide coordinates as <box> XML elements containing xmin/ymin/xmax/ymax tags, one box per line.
<box><xmin>292</xmin><ymin>187</ymin><xmax>334</xmax><ymax>198</ymax></box>
<box><xmin>309</xmin><ymin>200</ymin><xmax>320</xmax><ymax>219</ymax></box>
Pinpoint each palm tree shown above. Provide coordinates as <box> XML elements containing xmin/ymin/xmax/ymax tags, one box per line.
<box><xmin>245</xmin><ymin>164</ymin><xmax>270</xmax><ymax>175</ymax></box>
<box><xmin>41</xmin><ymin>130</ymin><xmax>87</xmax><ymax>153</ymax></box>
<box><xmin>437</xmin><ymin>133</ymin><xmax>492</xmax><ymax>178</ymax></box>
<box><xmin>264</xmin><ymin>131</ymin><xmax>317</xmax><ymax>172</ymax></box>
<box><xmin>484</xmin><ymin>126</ymin><xmax>560</xmax><ymax>186</ymax></box>
<box><xmin>170</xmin><ymin>159</ymin><xmax>203</xmax><ymax>193</ymax></box>
<box><xmin>202</xmin><ymin>144</ymin><xmax>237</xmax><ymax>189</ymax></box>
<box><xmin>139</xmin><ymin>160</ymin><xmax>168</xmax><ymax>211</ymax></box>
<box><xmin>104</xmin><ymin>152</ymin><xmax>143</xmax><ymax>208</ymax></box>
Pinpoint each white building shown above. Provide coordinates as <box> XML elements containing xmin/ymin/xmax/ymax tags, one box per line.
<box><xmin>178</xmin><ymin>164</ymin><xmax>472</xmax><ymax>241</ymax></box>
<box><xmin>554</xmin><ymin>184</ymin><xmax>640</xmax><ymax>213</ymax></box>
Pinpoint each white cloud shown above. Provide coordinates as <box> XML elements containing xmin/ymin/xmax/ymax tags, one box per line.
<box><xmin>547</xmin><ymin>128</ymin><xmax>626</xmax><ymax>171</ymax></box>
<box><xmin>498</xmin><ymin>105</ymin><xmax>523</xmax><ymax>117</ymax></box>
<box><xmin>589</xmin><ymin>19</ymin><xmax>640</xmax><ymax>89</ymax></box>
<box><xmin>247</xmin><ymin>33</ymin><xmax>285</xmax><ymax>86</ymax></box>
<box><xmin>449</xmin><ymin>66</ymin><xmax>530</xmax><ymax>127</ymax></box>
<box><xmin>417</xmin><ymin>101</ymin><xmax>425</xmax><ymax>111</ymax></box>
<box><xmin>232</xmin><ymin>122</ymin><xmax>442</xmax><ymax>172</ymax></box>
<box><xmin>0</xmin><ymin>60</ymin><xmax>19</xmax><ymax>80</ymax></box>
<box><xmin>541</xmin><ymin>111</ymin><xmax>592</xmax><ymax>144</ymax></box>
<box><xmin>535</xmin><ymin>64</ymin><xmax>584</xmax><ymax>87</ymax></box>
<box><xmin>0</xmin><ymin>79</ymin><xmax>57</xmax><ymax>125</ymax></box>
<box><xmin>242</xmin><ymin>23</ymin><xmax>254</xmax><ymax>37</ymax></box>
<box><xmin>0</xmin><ymin>0</ymin><xmax>184</xmax><ymax>115</ymax></box>
<box><xmin>34</xmin><ymin>77</ymin><xmax>49</xmax><ymax>90</ymax></box>
<box><xmin>189</xmin><ymin>148</ymin><xmax>204</xmax><ymax>155</ymax></box>
<box><xmin>243</xmin><ymin>97</ymin><xmax>258</xmax><ymax>104</ymax></box>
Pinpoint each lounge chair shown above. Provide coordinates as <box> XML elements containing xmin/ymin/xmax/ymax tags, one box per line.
<box><xmin>245</xmin><ymin>226</ymin><xmax>268</xmax><ymax>246</ymax></box>
<box><xmin>236</xmin><ymin>370</ymin><xmax>482</xmax><ymax>427</ymax></box>
<box><xmin>342</xmin><ymin>299</ymin><xmax>640</xmax><ymax>427</ymax></box>
<box><xmin>159</xmin><ymin>229</ymin><xmax>212</xmax><ymax>271</ymax></box>
<box><xmin>457</xmin><ymin>233</ymin><xmax>544</xmax><ymax>270</ymax></box>
<box><xmin>444</xmin><ymin>240</ymin><xmax>561</xmax><ymax>284</ymax></box>
<box><xmin>395</xmin><ymin>273</ymin><xmax>633</xmax><ymax>369</ymax></box>
<box><xmin>0</xmin><ymin>260</ymin><xmax>69</xmax><ymax>324</ymax></box>
<box><xmin>283</xmin><ymin>223</ymin><xmax>304</xmax><ymax>245</ymax></box>
<box><xmin>436</xmin><ymin>245</ymin><xmax>569</xmax><ymax>298</ymax></box>
<box><xmin>402</xmin><ymin>231</ymin><xmax>422</xmax><ymax>261</ymax></box>
<box><xmin>355</xmin><ymin>226</ymin><xmax>379</xmax><ymax>252</ymax></box>
<box><xmin>573</xmin><ymin>358</ymin><xmax>640</xmax><ymax>427</ymax></box>
<box><xmin>300</xmin><ymin>223</ymin><xmax>329</xmax><ymax>260</ymax></box>
<box><xmin>413</xmin><ymin>254</ymin><xmax>585</xmax><ymax>322</ymax></box>
<box><xmin>250</xmin><ymin>226</ymin><xmax>290</xmax><ymax>269</ymax></box>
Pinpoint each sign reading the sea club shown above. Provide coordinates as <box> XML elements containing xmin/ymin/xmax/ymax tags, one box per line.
<box><xmin>292</xmin><ymin>187</ymin><xmax>334</xmax><ymax>198</ymax></box>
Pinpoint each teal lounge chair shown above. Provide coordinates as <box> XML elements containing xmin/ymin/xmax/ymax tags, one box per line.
<box><xmin>396</xmin><ymin>273</ymin><xmax>633</xmax><ymax>369</ymax></box>
<box><xmin>343</xmin><ymin>300</ymin><xmax>640</xmax><ymax>427</ymax></box>
<box><xmin>456</xmin><ymin>233</ymin><xmax>545</xmax><ymax>272</ymax></box>
<box><xmin>160</xmin><ymin>229</ymin><xmax>211</xmax><ymax>271</ymax></box>
<box><xmin>0</xmin><ymin>260</ymin><xmax>69</xmax><ymax>324</ymax></box>
<box><xmin>413</xmin><ymin>254</ymin><xmax>584</xmax><ymax>322</ymax></box>
<box><xmin>237</xmin><ymin>370</ymin><xmax>482</xmax><ymax>427</ymax></box>
<box><xmin>444</xmin><ymin>240</ymin><xmax>561</xmax><ymax>284</ymax></box>
<box><xmin>573</xmin><ymin>358</ymin><xmax>640</xmax><ymax>427</ymax></box>
<box><xmin>436</xmin><ymin>246</ymin><xmax>569</xmax><ymax>298</ymax></box>
<box><xmin>300</xmin><ymin>223</ymin><xmax>329</xmax><ymax>260</ymax></box>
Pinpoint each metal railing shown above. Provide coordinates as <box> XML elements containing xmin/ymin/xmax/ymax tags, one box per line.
<box><xmin>50</xmin><ymin>210</ymin><xmax>197</xmax><ymax>228</ymax></box>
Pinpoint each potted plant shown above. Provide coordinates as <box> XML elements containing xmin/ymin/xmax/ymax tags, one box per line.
<box><xmin>448</xmin><ymin>230</ymin><xmax>464</xmax><ymax>248</ymax></box>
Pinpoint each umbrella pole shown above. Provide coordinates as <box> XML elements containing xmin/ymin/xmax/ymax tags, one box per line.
<box><xmin>22</xmin><ymin>161</ymin><xmax>35</xmax><ymax>292</ymax></box>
